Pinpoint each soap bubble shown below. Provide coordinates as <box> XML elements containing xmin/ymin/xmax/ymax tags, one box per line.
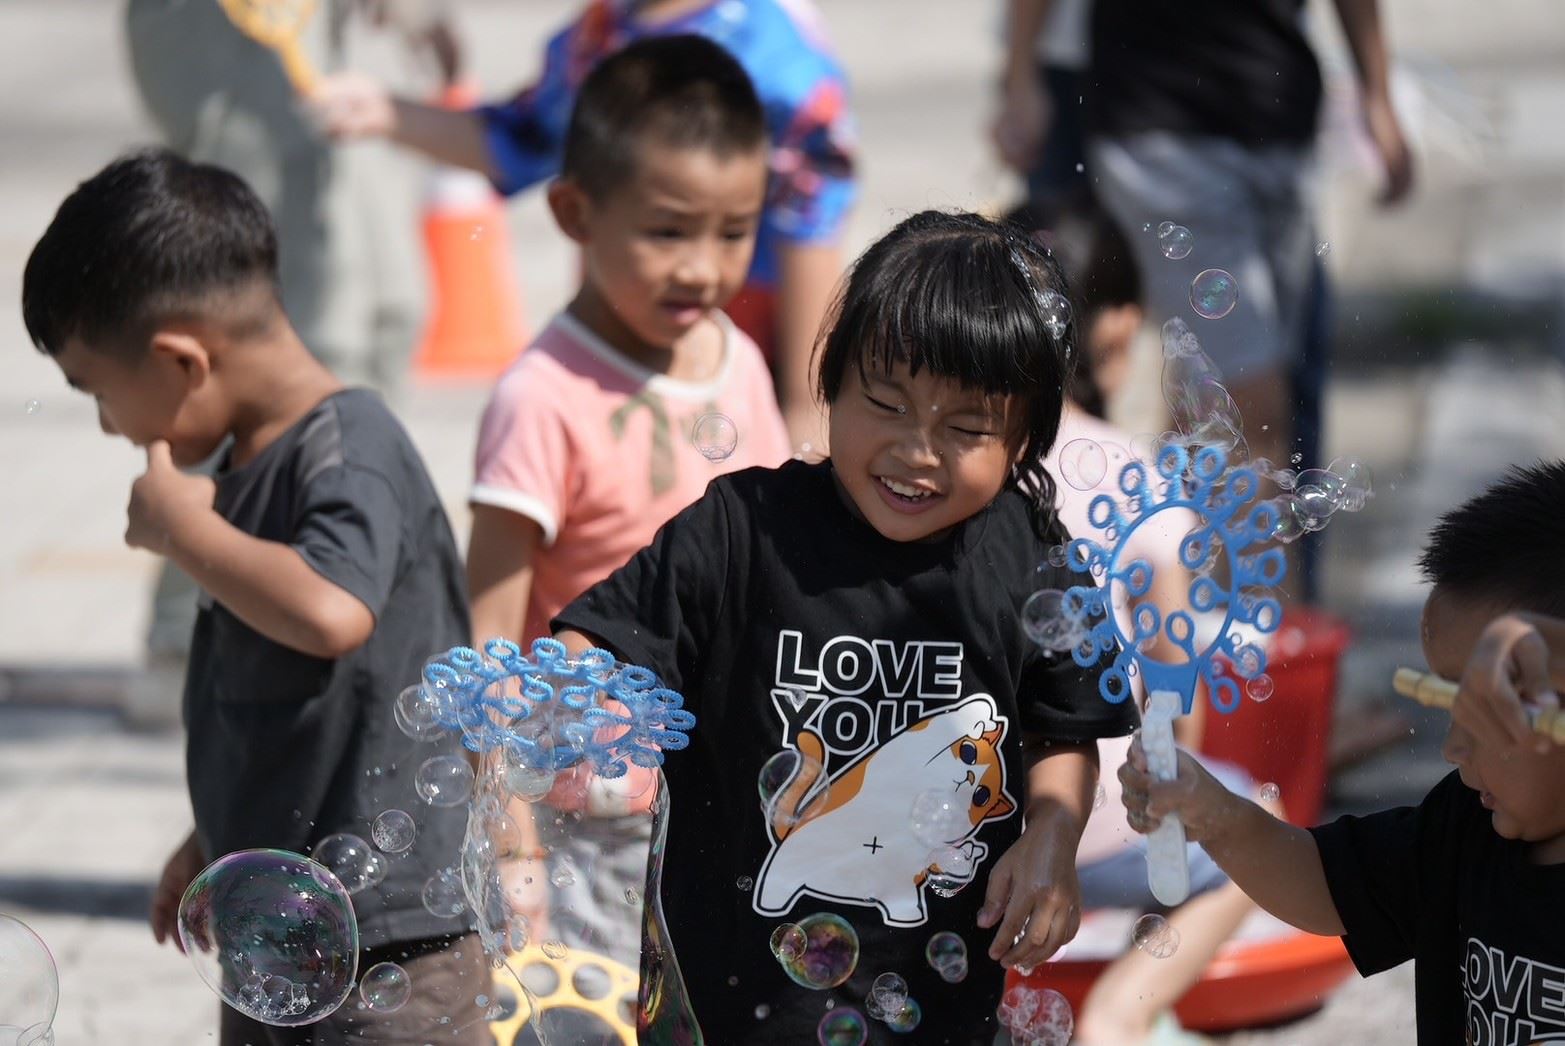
<box><xmin>358</xmin><ymin>962</ymin><xmax>411</xmax><ymax>1013</ymax></box>
<box><xmin>1329</xmin><ymin>456</ymin><xmax>1374</xmax><ymax>511</ymax></box>
<box><xmin>501</xmin><ymin>732</ymin><xmax>558</xmax><ymax>801</ymax></box>
<box><xmin>1316</xmin><ymin>241</ymin><xmax>1331</xmax><ymax>257</ymax></box>
<box><xmin>1046</xmin><ymin>544</ymin><xmax>1068</xmax><ymax>568</ymax></box>
<box><xmin>736</xmin><ymin>875</ymin><xmax>754</xmax><ymax>892</ymax></box>
<box><xmin>882</xmin><ymin>997</ymin><xmax>921</xmax><ymax>1033</ymax></box>
<box><xmin>927</xmin><ymin>871</ymin><xmax>966</xmax><ymax>898</ymax></box>
<box><xmin>1058</xmin><ymin>438</ymin><xmax>1108</xmax><ymax>490</ymax></box>
<box><xmin>1021</xmin><ymin>589</ymin><xmax>1085</xmax><ymax>653</ymax></box>
<box><xmin>1294</xmin><ymin>469</ymin><xmax>1347</xmax><ymax>511</ymax></box>
<box><xmin>1157</xmin><ymin>221</ymin><xmax>1176</xmax><ymax>237</ymax></box>
<box><xmin>1190</xmin><ymin>269</ymin><xmax>1238</xmax><ymax>319</ymax></box>
<box><xmin>541</xmin><ymin>939</ymin><xmax>568</xmax><ymax>961</ymax></box>
<box><xmin>311</xmin><ymin>834</ymin><xmax>387</xmax><ymax>894</ymax></box>
<box><xmin>177</xmin><ymin>849</ymin><xmax>358</xmax><ymax>1027</ymax></box>
<box><xmin>23</xmin><ymin>400</ymin><xmax>40</xmax><ymax>416</ymax></box>
<box><xmin>1259</xmin><ymin>782</ymin><xmax>1282</xmax><ymax>803</ymax></box>
<box><xmin>1247</xmin><ymin>674</ymin><xmax>1275</xmax><ymax>702</ymax></box>
<box><xmin>1158</xmin><ymin>224</ymin><xmax>1194</xmax><ymax>260</ymax></box>
<box><xmin>421</xmin><ymin>867</ymin><xmax>466</xmax><ymax>918</ymax></box>
<box><xmin>1093</xmin><ymin>782</ymin><xmax>1107</xmax><ymax>811</ymax></box>
<box><xmin>0</xmin><ymin>914</ymin><xmax>57</xmax><ymax>1046</ymax></box>
<box><xmin>415</xmin><ymin>755</ymin><xmax>475</xmax><ymax>807</ymax></box>
<box><xmin>393</xmin><ymin>685</ymin><xmax>446</xmax><ymax>742</ymax></box>
<box><xmin>926</xmin><ymin>844</ymin><xmax>974</xmax><ymax>877</ymax></box>
<box><xmin>693</xmin><ymin>413</ymin><xmax>739</xmax><ymax>462</ymax></box>
<box><xmin>776</xmin><ymin>913</ymin><xmax>859</xmax><ymax>990</ymax></box>
<box><xmin>1132</xmin><ymin>913</ymin><xmax>1181</xmax><ymax>959</ymax></box>
<box><xmin>371</xmin><ymin>810</ymin><xmax>416</xmax><ymax>854</ymax></box>
<box><xmin>870</xmin><ymin>972</ymin><xmax>908</xmax><ymax>1015</ymax></box>
<box><xmin>909</xmin><ymin>789</ymin><xmax>970</xmax><ymax>848</ymax></box>
<box><xmin>755</xmin><ymin>1004</ymin><xmax>771</xmax><ymax>1020</ymax></box>
<box><xmin>817</xmin><ymin>1007</ymin><xmax>868</xmax><ymax>1046</ymax></box>
<box><xmin>769</xmin><ymin>923</ymin><xmax>808</xmax><ymax>963</ymax></box>
<box><xmin>1038</xmin><ymin>291</ymin><xmax>1071</xmax><ymax>340</ymax></box>
<box><xmin>998</xmin><ymin>986</ymin><xmax>1073</xmax><ymax>1045</ymax></box>
<box><xmin>758</xmin><ymin>747</ymin><xmax>823</xmax><ymax>831</ymax></box>
<box><xmin>925</xmin><ymin>931</ymin><xmax>968</xmax><ymax>983</ymax></box>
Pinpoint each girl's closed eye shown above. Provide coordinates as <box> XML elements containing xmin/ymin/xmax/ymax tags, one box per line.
<box><xmin>864</xmin><ymin>392</ymin><xmax>903</xmax><ymax>414</ymax></box>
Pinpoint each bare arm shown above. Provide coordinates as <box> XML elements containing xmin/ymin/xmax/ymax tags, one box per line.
<box><xmin>1001</xmin><ymin>0</ymin><xmax>1056</xmax><ymax>86</ymax></box>
<box><xmin>993</xmin><ymin>0</ymin><xmax>1057</xmax><ymax>170</ymax></box>
<box><xmin>466</xmin><ymin>504</ymin><xmax>543</xmax><ymax>647</ymax></box>
<box><xmin>1123</xmin><ymin>740</ymin><xmax>1344</xmax><ymax>935</ymax></box>
<box><xmin>387</xmin><ymin>99</ymin><xmax>495</xmax><ymax>174</ymax></box>
<box><xmin>774</xmin><ymin>241</ymin><xmax>842</xmax><ymax>453</ymax></box>
<box><xmin>164</xmin><ymin>512</ymin><xmax>374</xmax><ymax>659</ymax></box>
<box><xmin>1330</xmin><ymin>0</ymin><xmax>1414</xmax><ymax>202</ymax></box>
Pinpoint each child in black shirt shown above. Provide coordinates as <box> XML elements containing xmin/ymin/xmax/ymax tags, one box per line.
<box><xmin>553</xmin><ymin>210</ymin><xmax>1138</xmax><ymax>1043</ymax></box>
<box><xmin>22</xmin><ymin>151</ymin><xmax>484</xmax><ymax>1044</ymax></box>
<box><xmin>1120</xmin><ymin>461</ymin><xmax>1565</xmax><ymax>1046</ymax></box>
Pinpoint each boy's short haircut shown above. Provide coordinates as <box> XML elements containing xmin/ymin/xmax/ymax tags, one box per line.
<box><xmin>1418</xmin><ymin>460</ymin><xmax>1565</xmax><ymax>616</ymax></box>
<box><xmin>560</xmin><ymin>34</ymin><xmax>766</xmax><ymax>201</ymax></box>
<box><xmin>22</xmin><ymin>148</ymin><xmax>279</xmax><ymax>359</ymax></box>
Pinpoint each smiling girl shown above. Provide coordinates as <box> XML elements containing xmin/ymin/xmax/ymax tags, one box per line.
<box><xmin>552</xmin><ymin>209</ymin><xmax>1136</xmax><ymax>1043</ymax></box>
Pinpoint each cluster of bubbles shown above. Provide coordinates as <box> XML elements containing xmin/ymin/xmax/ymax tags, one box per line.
<box><xmin>768</xmin><ymin>913</ymin><xmax>861</xmax><ymax>991</ymax></box>
<box><xmin>1131</xmin><ymin>913</ymin><xmax>1181</xmax><ymax>959</ymax></box>
<box><xmin>177</xmin><ymin>849</ymin><xmax>359</xmax><ymax>1027</ymax></box>
<box><xmin>925</xmin><ymin>931</ymin><xmax>969</xmax><ymax>983</ymax></box>
<box><xmin>0</xmin><ymin>914</ymin><xmax>57</xmax><ymax>1046</ymax></box>
<box><xmin>692</xmin><ymin>412</ymin><xmax>738</xmax><ymax>462</ymax></box>
<box><xmin>865</xmin><ymin>971</ymin><xmax>920</xmax><ymax>1031</ymax></box>
<box><xmin>1157</xmin><ymin>221</ymin><xmax>1194</xmax><ymax>260</ymax></box>
<box><xmin>1038</xmin><ymin>290</ymin><xmax>1071</xmax><ymax>340</ymax></box>
<box><xmin>997</xmin><ymin>985</ymin><xmax>1074</xmax><ymax>1046</ymax></box>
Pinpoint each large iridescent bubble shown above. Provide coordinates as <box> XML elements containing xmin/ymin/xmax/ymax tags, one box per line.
<box><xmin>775</xmin><ymin>913</ymin><xmax>860</xmax><ymax>990</ymax></box>
<box><xmin>177</xmin><ymin>849</ymin><xmax>359</xmax><ymax>1027</ymax></box>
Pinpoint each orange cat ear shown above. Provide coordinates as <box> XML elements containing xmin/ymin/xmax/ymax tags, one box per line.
<box><xmin>989</xmin><ymin>792</ymin><xmax>1015</xmax><ymax>819</ymax></box>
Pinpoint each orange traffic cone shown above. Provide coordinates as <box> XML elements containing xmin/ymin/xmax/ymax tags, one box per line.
<box><xmin>413</xmin><ymin>88</ymin><xmax>527</xmax><ymax>381</ymax></box>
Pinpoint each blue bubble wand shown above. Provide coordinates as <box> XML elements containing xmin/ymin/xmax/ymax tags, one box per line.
<box><xmin>1061</xmin><ymin>444</ymin><xmax>1284</xmax><ymax>905</ymax></box>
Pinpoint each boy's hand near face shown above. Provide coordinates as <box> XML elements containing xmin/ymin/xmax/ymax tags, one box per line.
<box><xmin>126</xmin><ymin>441</ymin><xmax>216</xmax><ymax>552</ymax></box>
<box><xmin>1455</xmin><ymin>613</ymin><xmax>1563</xmax><ymax>757</ymax></box>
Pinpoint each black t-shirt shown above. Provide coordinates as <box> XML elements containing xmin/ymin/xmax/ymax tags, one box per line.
<box><xmin>184</xmin><ymin>389</ymin><xmax>473</xmax><ymax>948</ymax></box>
<box><xmin>1311</xmin><ymin>771</ymin><xmax>1565</xmax><ymax>1045</ymax></box>
<box><xmin>555</xmin><ymin>461</ymin><xmax>1137</xmax><ymax>1044</ymax></box>
<box><xmin>1087</xmin><ymin>0</ymin><xmax>1323</xmax><ymax>146</ymax></box>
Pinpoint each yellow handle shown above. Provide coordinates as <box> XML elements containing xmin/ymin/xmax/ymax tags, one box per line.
<box><xmin>1392</xmin><ymin>667</ymin><xmax>1565</xmax><ymax>744</ymax></box>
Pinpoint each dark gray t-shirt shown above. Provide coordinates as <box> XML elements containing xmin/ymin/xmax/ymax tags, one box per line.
<box><xmin>183</xmin><ymin>388</ymin><xmax>472</xmax><ymax>948</ymax></box>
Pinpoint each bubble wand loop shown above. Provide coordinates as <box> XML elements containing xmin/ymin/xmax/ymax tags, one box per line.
<box><xmin>1061</xmin><ymin>444</ymin><xmax>1285</xmax><ymax>906</ymax></box>
<box><xmin>217</xmin><ymin>0</ymin><xmax>319</xmax><ymax>95</ymax></box>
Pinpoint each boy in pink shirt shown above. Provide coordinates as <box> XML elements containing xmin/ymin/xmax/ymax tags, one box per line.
<box><xmin>464</xmin><ymin>36</ymin><xmax>788</xmax><ymax>964</ymax></box>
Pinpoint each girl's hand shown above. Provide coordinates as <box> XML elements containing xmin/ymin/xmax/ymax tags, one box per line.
<box><xmin>975</xmin><ymin>813</ymin><xmax>1081</xmax><ymax>970</ymax></box>
<box><xmin>150</xmin><ymin>831</ymin><xmax>206</xmax><ymax>952</ymax></box>
<box><xmin>1118</xmin><ymin>735</ymin><xmax>1235</xmax><ymax>841</ymax></box>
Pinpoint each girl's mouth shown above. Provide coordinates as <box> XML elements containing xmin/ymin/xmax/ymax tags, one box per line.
<box><xmin>875</xmin><ymin>475</ymin><xmax>942</xmax><ymax>513</ymax></box>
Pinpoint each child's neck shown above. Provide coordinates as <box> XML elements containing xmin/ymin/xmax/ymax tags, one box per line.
<box><xmin>226</xmin><ymin>329</ymin><xmax>344</xmax><ymax>468</ymax></box>
<box><xmin>567</xmin><ymin>285</ymin><xmax>723</xmax><ymax>385</ymax></box>
<box><xmin>1529</xmin><ymin>833</ymin><xmax>1565</xmax><ymax>866</ymax></box>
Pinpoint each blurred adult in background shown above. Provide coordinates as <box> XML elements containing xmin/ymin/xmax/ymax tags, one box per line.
<box><xmin>995</xmin><ymin>0</ymin><xmax>1413</xmax><ymax>493</ymax></box>
<box><xmin>122</xmin><ymin>0</ymin><xmax>457</xmax><ymax>724</ymax></box>
<box><xmin>310</xmin><ymin>0</ymin><xmax>859</xmax><ymax>455</ymax></box>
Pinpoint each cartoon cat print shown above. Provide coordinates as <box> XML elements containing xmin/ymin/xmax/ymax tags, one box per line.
<box><xmin>754</xmin><ymin>695</ymin><xmax>1015</xmax><ymax>925</ymax></box>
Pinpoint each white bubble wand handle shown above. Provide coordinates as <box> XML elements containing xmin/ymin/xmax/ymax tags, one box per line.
<box><xmin>1143</xmin><ymin>690</ymin><xmax>1190</xmax><ymax>906</ymax></box>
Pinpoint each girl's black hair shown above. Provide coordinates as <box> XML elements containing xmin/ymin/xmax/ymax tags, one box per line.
<box><xmin>815</xmin><ymin>209</ymin><xmax>1078</xmax><ymax>541</ymax></box>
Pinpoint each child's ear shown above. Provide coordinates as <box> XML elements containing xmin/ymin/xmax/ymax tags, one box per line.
<box><xmin>149</xmin><ymin>331</ymin><xmax>212</xmax><ymax>390</ymax></box>
<box><xmin>546</xmin><ymin>178</ymin><xmax>593</xmax><ymax>244</ymax></box>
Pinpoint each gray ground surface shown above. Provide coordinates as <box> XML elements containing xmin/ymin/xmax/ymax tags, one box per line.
<box><xmin>1</xmin><ymin>1</ymin><xmax>1563</xmax><ymax>1042</ymax></box>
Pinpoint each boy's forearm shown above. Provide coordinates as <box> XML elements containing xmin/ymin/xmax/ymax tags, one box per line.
<box><xmin>1199</xmin><ymin>796</ymin><xmax>1345</xmax><ymax>937</ymax></box>
<box><xmin>164</xmin><ymin>510</ymin><xmax>373</xmax><ymax>659</ymax></box>
<box><xmin>1002</xmin><ymin>0</ymin><xmax>1055</xmax><ymax>84</ymax></box>
<box><xmin>387</xmin><ymin>99</ymin><xmax>496</xmax><ymax>178</ymax></box>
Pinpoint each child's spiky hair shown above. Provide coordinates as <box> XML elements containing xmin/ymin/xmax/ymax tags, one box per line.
<box><xmin>1418</xmin><ymin>460</ymin><xmax>1565</xmax><ymax>616</ymax></box>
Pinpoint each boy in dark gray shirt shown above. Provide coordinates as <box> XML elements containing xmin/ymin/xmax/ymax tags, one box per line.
<box><xmin>23</xmin><ymin>149</ymin><xmax>487</xmax><ymax>1044</ymax></box>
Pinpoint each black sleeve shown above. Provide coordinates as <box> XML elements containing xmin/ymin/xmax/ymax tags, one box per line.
<box><xmin>551</xmin><ymin>484</ymin><xmax>731</xmax><ymax>697</ymax></box>
<box><xmin>290</xmin><ymin>464</ymin><xmax>405</xmax><ymax>619</ymax></box>
<box><xmin>1308</xmin><ymin>771</ymin><xmax>1463</xmax><ymax>976</ymax></box>
<box><xmin>1017</xmin><ymin>642</ymin><xmax>1138</xmax><ymax>742</ymax></box>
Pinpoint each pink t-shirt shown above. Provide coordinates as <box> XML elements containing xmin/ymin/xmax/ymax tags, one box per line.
<box><xmin>471</xmin><ymin>311</ymin><xmax>790</xmax><ymax>646</ymax></box>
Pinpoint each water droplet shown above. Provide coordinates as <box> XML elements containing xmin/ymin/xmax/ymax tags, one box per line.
<box><xmin>1259</xmin><ymin>781</ymin><xmax>1281</xmax><ymax>802</ymax></box>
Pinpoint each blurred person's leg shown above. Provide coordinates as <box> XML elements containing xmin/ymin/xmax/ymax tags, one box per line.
<box><xmin>1087</xmin><ymin>135</ymin><xmax>1304</xmax><ymax>473</ymax></box>
<box><xmin>1022</xmin><ymin>64</ymin><xmax>1090</xmax><ymax>221</ymax></box>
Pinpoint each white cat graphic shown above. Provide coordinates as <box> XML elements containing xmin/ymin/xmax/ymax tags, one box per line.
<box><xmin>754</xmin><ymin>695</ymin><xmax>1014</xmax><ymax>926</ymax></box>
